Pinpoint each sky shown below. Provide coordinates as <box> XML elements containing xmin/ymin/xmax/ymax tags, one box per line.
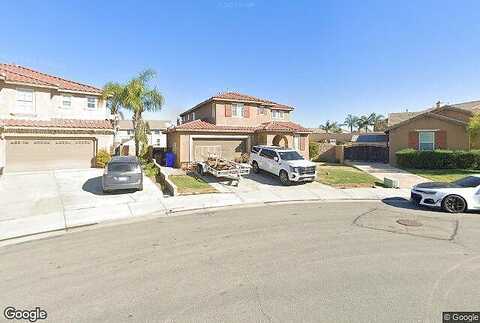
<box><xmin>2</xmin><ymin>0</ymin><xmax>480</xmax><ymax>128</ymax></box>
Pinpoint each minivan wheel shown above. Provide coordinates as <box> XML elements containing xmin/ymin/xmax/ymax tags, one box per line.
<box><xmin>252</xmin><ymin>161</ymin><xmax>260</xmax><ymax>174</ymax></box>
<box><xmin>442</xmin><ymin>194</ymin><xmax>467</xmax><ymax>213</ymax></box>
<box><xmin>279</xmin><ymin>170</ymin><xmax>290</xmax><ymax>186</ymax></box>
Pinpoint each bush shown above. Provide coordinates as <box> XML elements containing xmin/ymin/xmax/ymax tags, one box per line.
<box><xmin>396</xmin><ymin>149</ymin><xmax>480</xmax><ymax>169</ymax></box>
<box><xmin>143</xmin><ymin>162</ymin><xmax>159</xmax><ymax>178</ymax></box>
<box><xmin>309</xmin><ymin>142</ymin><xmax>320</xmax><ymax>160</ymax></box>
<box><xmin>95</xmin><ymin>149</ymin><xmax>111</xmax><ymax>168</ymax></box>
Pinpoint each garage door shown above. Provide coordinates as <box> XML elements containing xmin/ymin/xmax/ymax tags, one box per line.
<box><xmin>6</xmin><ymin>138</ymin><xmax>95</xmax><ymax>172</ymax></box>
<box><xmin>192</xmin><ymin>138</ymin><xmax>247</xmax><ymax>161</ymax></box>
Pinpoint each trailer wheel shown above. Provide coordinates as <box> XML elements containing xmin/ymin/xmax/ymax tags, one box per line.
<box><xmin>197</xmin><ymin>164</ymin><xmax>205</xmax><ymax>176</ymax></box>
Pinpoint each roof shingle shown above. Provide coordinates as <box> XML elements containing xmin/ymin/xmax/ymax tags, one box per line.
<box><xmin>0</xmin><ymin>63</ymin><xmax>102</xmax><ymax>94</ymax></box>
<box><xmin>0</xmin><ymin>118</ymin><xmax>112</xmax><ymax>129</ymax></box>
<box><xmin>170</xmin><ymin>119</ymin><xmax>310</xmax><ymax>133</ymax></box>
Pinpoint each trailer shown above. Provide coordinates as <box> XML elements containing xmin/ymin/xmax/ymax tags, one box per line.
<box><xmin>195</xmin><ymin>157</ymin><xmax>251</xmax><ymax>185</ymax></box>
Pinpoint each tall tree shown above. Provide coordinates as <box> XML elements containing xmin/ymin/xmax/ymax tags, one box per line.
<box><xmin>320</xmin><ymin>120</ymin><xmax>342</xmax><ymax>133</ymax></box>
<box><xmin>102</xmin><ymin>82</ymin><xmax>125</xmax><ymax>145</ymax></box>
<box><xmin>356</xmin><ymin>115</ymin><xmax>370</xmax><ymax>132</ymax></box>
<box><xmin>344</xmin><ymin>114</ymin><xmax>359</xmax><ymax>133</ymax></box>
<box><xmin>368</xmin><ymin>113</ymin><xmax>385</xmax><ymax>131</ymax></box>
<box><xmin>103</xmin><ymin>69</ymin><xmax>164</xmax><ymax>157</ymax></box>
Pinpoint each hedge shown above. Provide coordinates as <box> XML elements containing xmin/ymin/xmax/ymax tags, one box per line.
<box><xmin>396</xmin><ymin>149</ymin><xmax>480</xmax><ymax>169</ymax></box>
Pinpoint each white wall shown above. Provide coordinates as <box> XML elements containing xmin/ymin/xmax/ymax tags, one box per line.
<box><xmin>0</xmin><ymin>138</ymin><xmax>5</xmax><ymax>173</ymax></box>
<box><xmin>0</xmin><ymin>84</ymin><xmax>108</xmax><ymax>120</ymax></box>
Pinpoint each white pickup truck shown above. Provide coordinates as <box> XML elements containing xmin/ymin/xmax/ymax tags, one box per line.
<box><xmin>249</xmin><ymin>145</ymin><xmax>317</xmax><ymax>185</ymax></box>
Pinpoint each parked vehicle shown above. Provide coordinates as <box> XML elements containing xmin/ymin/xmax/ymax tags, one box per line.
<box><xmin>102</xmin><ymin>156</ymin><xmax>143</xmax><ymax>193</ymax></box>
<box><xmin>196</xmin><ymin>157</ymin><xmax>251</xmax><ymax>184</ymax></box>
<box><xmin>411</xmin><ymin>175</ymin><xmax>480</xmax><ymax>213</ymax></box>
<box><xmin>249</xmin><ymin>145</ymin><xmax>317</xmax><ymax>185</ymax></box>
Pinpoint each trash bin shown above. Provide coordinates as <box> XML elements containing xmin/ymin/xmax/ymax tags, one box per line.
<box><xmin>165</xmin><ymin>152</ymin><xmax>176</xmax><ymax>167</ymax></box>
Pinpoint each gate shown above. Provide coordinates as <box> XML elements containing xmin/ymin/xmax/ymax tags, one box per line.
<box><xmin>344</xmin><ymin>145</ymin><xmax>388</xmax><ymax>163</ymax></box>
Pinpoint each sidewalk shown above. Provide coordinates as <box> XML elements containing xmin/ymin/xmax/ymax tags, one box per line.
<box><xmin>346</xmin><ymin>161</ymin><xmax>429</xmax><ymax>189</ymax></box>
<box><xmin>0</xmin><ymin>175</ymin><xmax>410</xmax><ymax>242</ymax></box>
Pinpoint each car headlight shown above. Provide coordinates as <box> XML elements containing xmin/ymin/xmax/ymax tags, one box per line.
<box><xmin>290</xmin><ymin>166</ymin><xmax>300</xmax><ymax>173</ymax></box>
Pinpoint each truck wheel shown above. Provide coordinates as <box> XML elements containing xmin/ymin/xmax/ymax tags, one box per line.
<box><xmin>252</xmin><ymin>161</ymin><xmax>260</xmax><ymax>174</ymax></box>
<box><xmin>279</xmin><ymin>170</ymin><xmax>290</xmax><ymax>186</ymax></box>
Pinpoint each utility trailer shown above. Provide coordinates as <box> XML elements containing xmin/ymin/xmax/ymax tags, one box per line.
<box><xmin>195</xmin><ymin>157</ymin><xmax>251</xmax><ymax>185</ymax></box>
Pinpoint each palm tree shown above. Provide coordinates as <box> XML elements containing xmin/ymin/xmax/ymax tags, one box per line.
<box><xmin>344</xmin><ymin>114</ymin><xmax>359</xmax><ymax>133</ymax></box>
<box><xmin>102</xmin><ymin>82</ymin><xmax>125</xmax><ymax>145</ymax></box>
<box><xmin>103</xmin><ymin>69</ymin><xmax>164</xmax><ymax>157</ymax></box>
<box><xmin>368</xmin><ymin>113</ymin><xmax>386</xmax><ymax>131</ymax></box>
<box><xmin>356</xmin><ymin>115</ymin><xmax>370</xmax><ymax>132</ymax></box>
<box><xmin>320</xmin><ymin>120</ymin><xmax>342</xmax><ymax>133</ymax></box>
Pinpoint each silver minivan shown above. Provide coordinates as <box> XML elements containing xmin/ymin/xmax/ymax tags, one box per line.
<box><xmin>102</xmin><ymin>156</ymin><xmax>143</xmax><ymax>193</ymax></box>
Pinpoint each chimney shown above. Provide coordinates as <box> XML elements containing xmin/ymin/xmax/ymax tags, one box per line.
<box><xmin>436</xmin><ymin>101</ymin><xmax>441</xmax><ymax>108</ymax></box>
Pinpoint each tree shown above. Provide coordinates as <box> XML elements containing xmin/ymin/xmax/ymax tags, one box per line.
<box><xmin>102</xmin><ymin>82</ymin><xmax>125</xmax><ymax>145</ymax></box>
<box><xmin>368</xmin><ymin>113</ymin><xmax>386</xmax><ymax>131</ymax></box>
<box><xmin>344</xmin><ymin>114</ymin><xmax>359</xmax><ymax>133</ymax></box>
<box><xmin>356</xmin><ymin>115</ymin><xmax>370</xmax><ymax>132</ymax></box>
<box><xmin>103</xmin><ymin>69</ymin><xmax>164</xmax><ymax>157</ymax></box>
<box><xmin>468</xmin><ymin>114</ymin><xmax>480</xmax><ymax>148</ymax></box>
<box><xmin>320</xmin><ymin>120</ymin><xmax>342</xmax><ymax>133</ymax></box>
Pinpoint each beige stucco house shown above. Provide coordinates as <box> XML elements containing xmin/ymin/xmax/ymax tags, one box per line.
<box><xmin>0</xmin><ymin>64</ymin><xmax>113</xmax><ymax>173</ymax></box>
<box><xmin>167</xmin><ymin>92</ymin><xmax>311</xmax><ymax>167</ymax></box>
<box><xmin>387</xmin><ymin>100</ymin><xmax>480</xmax><ymax>165</ymax></box>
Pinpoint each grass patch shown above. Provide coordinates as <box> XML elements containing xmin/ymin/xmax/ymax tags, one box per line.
<box><xmin>404</xmin><ymin>168</ymin><xmax>480</xmax><ymax>182</ymax></box>
<box><xmin>316</xmin><ymin>163</ymin><xmax>383</xmax><ymax>188</ymax></box>
<box><xmin>169</xmin><ymin>174</ymin><xmax>217</xmax><ymax>195</ymax></box>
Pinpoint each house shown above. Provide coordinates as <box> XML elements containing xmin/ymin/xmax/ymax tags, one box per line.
<box><xmin>387</xmin><ymin>100</ymin><xmax>480</xmax><ymax>165</ymax></box>
<box><xmin>115</xmin><ymin>119</ymin><xmax>171</xmax><ymax>155</ymax></box>
<box><xmin>166</xmin><ymin>92</ymin><xmax>311</xmax><ymax>167</ymax></box>
<box><xmin>0</xmin><ymin>63</ymin><xmax>113</xmax><ymax>173</ymax></box>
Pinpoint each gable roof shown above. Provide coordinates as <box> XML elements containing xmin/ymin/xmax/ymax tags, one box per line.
<box><xmin>180</xmin><ymin>92</ymin><xmax>294</xmax><ymax>116</ymax></box>
<box><xmin>387</xmin><ymin>110</ymin><xmax>468</xmax><ymax>131</ymax></box>
<box><xmin>0</xmin><ymin>63</ymin><xmax>102</xmax><ymax>95</ymax></box>
<box><xmin>169</xmin><ymin>119</ymin><xmax>311</xmax><ymax>134</ymax></box>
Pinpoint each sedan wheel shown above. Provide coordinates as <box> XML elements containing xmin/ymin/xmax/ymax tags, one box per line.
<box><xmin>280</xmin><ymin>170</ymin><xmax>290</xmax><ymax>186</ymax></box>
<box><xmin>442</xmin><ymin>195</ymin><xmax>467</xmax><ymax>213</ymax></box>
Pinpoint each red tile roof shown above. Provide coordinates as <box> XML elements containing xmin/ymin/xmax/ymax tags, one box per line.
<box><xmin>169</xmin><ymin>119</ymin><xmax>311</xmax><ymax>134</ymax></box>
<box><xmin>0</xmin><ymin>118</ymin><xmax>113</xmax><ymax>129</ymax></box>
<box><xmin>0</xmin><ymin>64</ymin><xmax>102</xmax><ymax>94</ymax></box>
<box><xmin>180</xmin><ymin>92</ymin><xmax>294</xmax><ymax>116</ymax></box>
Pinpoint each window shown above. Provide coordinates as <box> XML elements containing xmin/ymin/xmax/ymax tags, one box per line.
<box><xmin>153</xmin><ymin>130</ymin><xmax>160</xmax><ymax>134</ymax></box>
<box><xmin>278</xmin><ymin>151</ymin><xmax>304</xmax><ymax>161</ymax></box>
<box><xmin>232</xmin><ymin>103</ymin><xmax>244</xmax><ymax>117</ymax></box>
<box><xmin>293</xmin><ymin>135</ymin><xmax>300</xmax><ymax>150</ymax></box>
<box><xmin>272</xmin><ymin>110</ymin><xmax>284</xmax><ymax>119</ymax></box>
<box><xmin>16</xmin><ymin>88</ymin><xmax>34</xmax><ymax>113</ymax></box>
<box><xmin>156</xmin><ymin>139</ymin><xmax>161</xmax><ymax>146</ymax></box>
<box><xmin>258</xmin><ymin>106</ymin><xmax>266</xmax><ymax>115</ymax></box>
<box><xmin>191</xmin><ymin>112</ymin><xmax>195</xmax><ymax>120</ymax></box>
<box><xmin>419</xmin><ymin>131</ymin><xmax>435</xmax><ymax>151</ymax></box>
<box><xmin>61</xmin><ymin>95</ymin><xmax>72</xmax><ymax>108</ymax></box>
<box><xmin>452</xmin><ymin>176</ymin><xmax>480</xmax><ymax>188</ymax></box>
<box><xmin>251</xmin><ymin>146</ymin><xmax>261</xmax><ymax>153</ymax></box>
<box><xmin>260</xmin><ymin>149</ymin><xmax>277</xmax><ymax>160</ymax></box>
<box><xmin>87</xmin><ymin>96</ymin><xmax>97</xmax><ymax>109</ymax></box>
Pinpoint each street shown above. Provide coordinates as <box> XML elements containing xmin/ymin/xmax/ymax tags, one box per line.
<box><xmin>1</xmin><ymin>201</ymin><xmax>480</xmax><ymax>322</ymax></box>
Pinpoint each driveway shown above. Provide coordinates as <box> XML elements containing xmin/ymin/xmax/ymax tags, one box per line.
<box><xmin>346</xmin><ymin>161</ymin><xmax>428</xmax><ymax>188</ymax></box>
<box><xmin>0</xmin><ymin>169</ymin><xmax>165</xmax><ymax>240</ymax></box>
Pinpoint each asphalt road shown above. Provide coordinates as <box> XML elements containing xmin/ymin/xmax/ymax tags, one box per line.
<box><xmin>1</xmin><ymin>200</ymin><xmax>480</xmax><ymax>323</ymax></box>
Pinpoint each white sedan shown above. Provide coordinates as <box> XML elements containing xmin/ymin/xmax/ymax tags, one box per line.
<box><xmin>411</xmin><ymin>175</ymin><xmax>480</xmax><ymax>213</ymax></box>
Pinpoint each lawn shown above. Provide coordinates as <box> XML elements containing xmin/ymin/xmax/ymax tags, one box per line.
<box><xmin>169</xmin><ymin>175</ymin><xmax>217</xmax><ymax>195</ymax></box>
<box><xmin>404</xmin><ymin>168</ymin><xmax>480</xmax><ymax>182</ymax></box>
<box><xmin>316</xmin><ymin>163</ymin><xmax>383</xmax><ymax>188</ymax></box>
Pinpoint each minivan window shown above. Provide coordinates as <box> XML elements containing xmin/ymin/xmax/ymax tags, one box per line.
<box><xmin>108</xmin><ymin>162</ymin><xmax>139</xmax><ymax>172</ymax></box>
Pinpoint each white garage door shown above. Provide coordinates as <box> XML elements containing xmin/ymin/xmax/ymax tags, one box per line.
<box><xmin>5</xmin><ymin>138</ymin><xmax>95</xmax><ymax>172</ymax></box>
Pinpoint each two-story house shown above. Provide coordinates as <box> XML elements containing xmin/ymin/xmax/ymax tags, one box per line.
<box><xmin>115</xmin><ymin>119</ymin><xmax>171</xmax><ymax>155</ymax></box>
<box><xmin>0</xmin><ymin>64</ymin><xmax>113</xmax><ymax>173</ymax></box>
<box><xmin>166</xmin><ymin>92</ymin><xmax>311</xmax><ymax>167</ymax></box>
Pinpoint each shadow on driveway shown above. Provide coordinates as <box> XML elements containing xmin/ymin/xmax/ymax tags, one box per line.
<box><xmin>82</xmin><ymin>176</ymin><xmax>135</xmax><ymax>196</ymax></box>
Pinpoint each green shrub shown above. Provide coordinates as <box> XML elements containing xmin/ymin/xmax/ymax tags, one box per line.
<box><xmin>309</xmin><ymin>142</ymin><xmax>320</xmax><ymax>160</ymax></box>
<box><xmin>143</xmin><ymin>162</ymin><xmax>159</xmax><ymax>178</ymax></box>
<box><xmin>95</xmin><ymin>149</ymin><xmax>111</xmax><ymax>168</ymax></box>
<box><xmin>396</xmin><ymin>149</ymin><xmax>480</xmax><ymax>169</ymax></box>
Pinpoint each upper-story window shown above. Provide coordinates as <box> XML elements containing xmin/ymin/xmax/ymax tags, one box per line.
<box><xmin>257</xmin><ymin>106</ymin><xmax>267</xmax><ymax>115</ymax></box>
<box><xmin>87</xmin><ymin>96</ymin><xmax>97</xmax><ymax>109</ymax></box>
<box><xmin>232</xmin><ymin>103</ymin><xmax>244</xmax><ymax>117</ymax></box>
<box><xmin>272</xmin><ymin>110</ymin><xmax>284</xmax><ymax>119</ymax></box>
<box><xmin>15</xmin><ymin>88</ymin><xmax>35</xmax><ymax>114</ymax></box>
<box><xmin>191</xmin><ymin>112</ymin><xmax>195</xmax><ymax>120</ymax></box>
<box><xmin>61</xmin><ymin>95</ymin><xmax>72</xmax><ymax>109</ymax></box>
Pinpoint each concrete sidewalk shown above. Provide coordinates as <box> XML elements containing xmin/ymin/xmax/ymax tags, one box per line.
<box><xmin>0</xmin><ymin>169</ymin><xmax>411</xmax><ymax>242</ymax></box>
<box><xmin>346</xmin><ymin>161</ymin><xmax>428</xmax><ymax>189</ymax></box>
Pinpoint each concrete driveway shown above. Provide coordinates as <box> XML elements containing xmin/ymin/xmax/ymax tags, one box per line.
<box><xmin>0</xmin><ymin>169</ymin><xmax>165</xmax><ymax>240</ymax></box>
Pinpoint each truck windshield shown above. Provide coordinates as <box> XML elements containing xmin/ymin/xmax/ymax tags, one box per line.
<box><xmin>278</xmin><ymin>151</ymin><xmax>304</xmax><ymax>161</ymax></box>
